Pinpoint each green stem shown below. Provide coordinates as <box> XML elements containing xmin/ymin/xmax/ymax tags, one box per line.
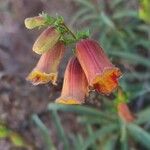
<box><xmin>62</xmin><ymin>23</ymin><xmax>77</xmax><ymax>40</ymax></box>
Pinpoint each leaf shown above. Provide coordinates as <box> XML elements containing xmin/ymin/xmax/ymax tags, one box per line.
<box><xmin>135</xmin><ymin>107</ymin><xmax>150</xmax><ymax>124</ymax></box>
<box><xmin>113</xmin><ymin>10</ymin><xmax>138</xmax><ymax>19</ymax></box>
<box><xmin>81</xmin><ymin>124</ymin><xmax>118</xmax><ymax>150</ymax></box>
<box><xmin>108</xmin><ymin>51</ymin><xmax>150</xmax><ymax>67</ymax></box>
<box><xmin>127</xmin><ymin>124</ymin><xmax>150</xmax><ymax>149</ymax></box>
<box><xmin>139</xmin><ymin>0</ymin><xmax>150</xmax><ymax>23</ymax></box>
<box><xmin>48</xmin><ymin>103</ymin><xmax>114</xmax><ymax>121</ymax></box>
<box><xmin>32</xmin><ymin>114</ymin><xmax>55</xmax><ymax>150</ymax></box>
<box><xmin>9</xmin><ymin>132</ymin><xmax>26</xmax><ymax>147</ymax></box>
<box><xmin>103</xmin><ymin>136</ymin><xmax>117</xmax><ymax>150</ymax></box>
<box><xmin>0</xmin><ymin>124</ymin><xmax>10</xmax><ymax>138</ymax></box>
<box><xmin>100</xmin><ymin>12</ymin><xmax>115</xmax><ymax>29</ymax></box>
<box><xmin>51</xmin><ymin>110</ymin><xmax>69</xmax><ymax>150</ymax></box>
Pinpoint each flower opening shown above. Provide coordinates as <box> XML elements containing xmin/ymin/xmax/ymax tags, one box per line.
<box><xmin>76</xmin><ymin>39</ymin><xmax>122</xmax><ymax>95</ymax></box>
<box><xmin>56</xmin><ymin>57</ymin><xmax>88</xmax><ymax>104</ymax></box>
<box><xmin>27</xmin><ymin>42</ymin><xmax>65</xmax><ymax>85</ymax></box>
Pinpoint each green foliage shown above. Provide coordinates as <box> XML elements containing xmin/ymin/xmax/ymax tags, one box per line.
<box><xmin>32</xmin><ymin>114</ymin><xmax>55</xmax><ymax>150</ymax></box>
<box><xmin>0</xmin><ymin>123</ymin><xmax>10</xmax><ymax>138</ymax></box>
<box><xmin>0</xmin><ymin>123</ymin><xmax>31</xmax><ymax>148</ymax></box>
<box><xmin>128</xmin><ymin>124</ymin><xmax>150</xmax><ymax>149</ymax></box>
<box><xmin>139</xmin><ymin>0</ymin><xmax>150</xmax><ymax>23</ymax></box>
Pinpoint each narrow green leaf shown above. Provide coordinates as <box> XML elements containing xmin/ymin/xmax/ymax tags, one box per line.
<box><xmin>108</xmin><ymin>51</ymin><xmax>150</xmax><ymax>67</ymax></box>
<box><xmin>0</xmin><ymin>124</ymin><xmax>10</xmax><ymax>138</ymax></box>
<box><xmin>135</xmin><ymin>107</ymin><xmax>150</xmax><ymax>125</ymax></box>
<box><xmin>103</xmin><ymin>136</ymin><xmax>117</xmax><ymax>150</ymax></box>
<box><xmin>32</xmin><ymin>114</ymin><xmax>55</xmax><ymax>150</ymax></box>
<box><xmin>113</xmin><ymin>10</ymin><xmax>138</xmax><ymax>19</ymax></box>
<box><xmin>81</xmin><ymin>124</ymin><xmax>118</xmax><ymax>150</ymax></box>
<box><xmin>100</xmin><ymin>12</ymin><xmax>115</xmax><ymax>29</ymax></box>
<box><xmin>127</xmin><ymin>124</ymin><xmax>150</xmax><ymax>149</ymax></box>
<box><xmin>48</xmin><ymin>103</ymin><xmax>114</xmax><ymax>121</ymax></box>
<box><xmin>51</xmin><ymin>111</ymin><xmax>69</xmax><ymax>150</ymax></box>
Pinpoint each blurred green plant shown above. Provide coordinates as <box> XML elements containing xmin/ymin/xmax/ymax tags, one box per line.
<box><xmin>0</xmin><ymin>122</ymin><xmax>33</xmax><ymax>149</ymax></box>
<box><xmin>139</xmin><ymin>0</ymin><xmax>150</xmax><ymax>23</ymax></box>
<box><xmin>31</xmin><ymin>102</ymin><xmax>150</xmax><ymax>150</ymax></box>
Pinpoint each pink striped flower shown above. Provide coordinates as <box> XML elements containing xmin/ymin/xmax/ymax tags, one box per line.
<box><xmin>76</xmin><ymin>39</ymin><xmax>122</xmax><ymax>95</ymax></box>
<box><xmin>56</xmin><ymin>57</ymin><xmax>88</xmax><ymax>104</ymax></box>
<box><xmin>33</xmin><ymin>26</ymin><xmax>60</xmax><ymax>54</ymax></box>
<box><xmin>27</xmin><ymin>42</ymin><xmax>65</xmax><ymax>85</ymax></box>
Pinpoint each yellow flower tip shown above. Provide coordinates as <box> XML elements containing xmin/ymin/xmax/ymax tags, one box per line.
<box><xmin>26</xmin><ymin>70</ymin><xmax>58</xmax><ymax>85</ymax></box>
<box><xmin>93</xmin><ymin>68</ymin><xmax>122</xmax><ymax>95</ymax></box>
<box><xmin>55</xmin><ymin>97</ymin><xmax>82</xmax><ymax>105</ymax></box>
<box><xmin>24</xmin><ymin>16</ymin><xmax>46</xmax><ymax>29</ymax></box>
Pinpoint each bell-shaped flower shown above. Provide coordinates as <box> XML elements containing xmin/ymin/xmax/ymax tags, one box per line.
<box><xmin>27</xmin><ymin>42</ymin><xmax>65</xmax><ymax>85</ymax></box>
<box><xmin>117</xmin><ymin>103</ymin><xmax>135</xmax><ymax>123</ymax></box>
<box><xmin>56</xmin><ymin>57</ymin><xmax>88</xmax><ymax>104</ymax></box>
<box><xmin>33</xmin><ymin>27</ymin><xmax>60</xmax><ymax>54</ymax></box>
<box><xmin>76</xmin><ymin>39</ymin><xmax>122</xmax><ymax>95</ymax></box>
<box><xmin>24</xmin><ymin>16</ymin><xmax>46</xmax><ymax>29</ymax></box>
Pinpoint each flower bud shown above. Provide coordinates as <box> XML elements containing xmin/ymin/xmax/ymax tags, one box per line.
<box><xmin>117</xmin><ymin>103</ymin><xmax>135</xmax><ymax>123</ymax></box>
<box><xmin>56</xmin><ymin>57</ymin><xmax>88</xmax><ymax>104</ymax></box>
<box><xmin>76</xmin><ymin>39</ymin><xmax>122</xmax><ymax>95</ymax></box>
<box><xmin>33</xmin><ymin>27</ymin><xmax>60</xmax><ymax>54</ymax></box>
<box><xmin>24</xmin><ymin>16</ymin><xmax>46</xmax><ymax>29</ymax></box>
<box><xmin>27</xmin><ymin>42</ymin><xmax>65</xmax><ymax>85</ymax></box>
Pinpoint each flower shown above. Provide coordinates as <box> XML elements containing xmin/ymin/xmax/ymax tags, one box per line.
<box><xmin>27</xmin><ymin>42</ymin><xmax>65</xmax><ymax>85</ymax></box>
<box><xmin>76</xmin><ymin>39</ymin><xmax>122</xmax><ymax>95</ymax></box>
<box><xmin>117</xmin><ymin>103</ymin><xmax>135</xmax><ymax>123</ymax></box>
<box><xmin>33</xmin><ymin>27</ymin><xmax>60</xmax><ymax>54</ymax></box>
<box><xmin>24</xmin><ymin>16</ymin><xmax>46</xmax><ymax>29</ymax></box>
<box><xmin>56</xmin><ymin>57</ymin><xmax>88</xmax><ymax>104</ymax></box>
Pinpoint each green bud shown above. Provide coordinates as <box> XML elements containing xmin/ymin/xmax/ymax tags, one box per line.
<box><xmin>33</xmin><ymin>27</ymin><xmax>60</xmax><ymax>54</ymax></box>
<box><xmin>24</xmin><ymin>16</ymin><xmax>46</xmax><ymax>29</ymax></box>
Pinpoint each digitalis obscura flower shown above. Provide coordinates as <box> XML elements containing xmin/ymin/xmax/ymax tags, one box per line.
<box><xmin>56</xmin><ymin>57</ymin><xmax>88</xmax><ymax>104</ymax></box>
<box><xmin>24</xmin><ymin>16</ymin><xmax>46</xmax><ymax>29</ymax></box>
<box><xmin>27</xmin><ymin>42</ymin><xmax>65</xmax><ymax>85</ymax></box>
<box><xmin>117</xmin><ymin>103</ymin><xmax>135</xmax><ymax>123</ymax></box>
<box><xmin>33</xmin><ymin>26</ymin><xmax>60</xmax><ymax>54</ymax></box>
<box><xmin>76</xmin><ymin>39</ymin><xmax>122</xmax><ymax>95</ymax></box>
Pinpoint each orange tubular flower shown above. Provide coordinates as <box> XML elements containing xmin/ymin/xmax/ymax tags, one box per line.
<box><xmin>117</xmin><ymin>103</ymin><xmax>135</xmax><ymax>123</ymax></box>
<box><xmin>27</xmin><ymin>42</ymin><xmax>65</xmax><ymax>85</ymax></box>
<box><xmin>24</xmin><ymin>16</ymin><xmax>46</xmax><ymax>29</ymax></box>
<box><xmin>33</xmin><ymin>27</ymin><xmax>60</xmax><ymax>54</ymax></box>
<box><xmin>56</xmin><ymin>57</ymin><xmax>88</xmax><ymax>104</ymax></box>
<box><xmin>76</xmin><ymin>39</ymin><xmax>122</xmax><ymax>95</ymax></box>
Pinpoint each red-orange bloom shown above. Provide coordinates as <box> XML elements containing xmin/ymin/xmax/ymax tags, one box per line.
<box><xmin>33</xmin><ymin>26</ymin><xmax>60</xmax><ymax>54</ymax></box>
<box><xmin>27</xmin><ymin>42</ymin><xmax>65</xmax><ymax>85</ymax></box>
<box><xmin>76</xmin><ymin>39</ymin><xmax>122</xmax><ymax>95</ymax></box>
<box><xmin>117</xmin><ymin>103</ymin><xmax>135</xmax><ymax>123</ymax></box>
<box><xmin>56</xmin><ymin>57</ymin><xmax>88</xmax><ymax>104</ymax></box>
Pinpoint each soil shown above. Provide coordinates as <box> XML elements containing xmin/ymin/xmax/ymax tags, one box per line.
<box><xmin>0</xmin><ymin>0</ymin><xmax>81</xmax><ymax>149</ymax></box>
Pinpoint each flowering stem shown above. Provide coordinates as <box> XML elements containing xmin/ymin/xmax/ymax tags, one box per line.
<box><xmin>62</xmin><ymin>23</ymin><xmax>77</xmax><ymax>40</ymax></box>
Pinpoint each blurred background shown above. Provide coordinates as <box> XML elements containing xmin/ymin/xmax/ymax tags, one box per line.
<box><xmin>0</xmin><ymin>0</ymin><xmax>150</xmax><ymax>150</ymax></box>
